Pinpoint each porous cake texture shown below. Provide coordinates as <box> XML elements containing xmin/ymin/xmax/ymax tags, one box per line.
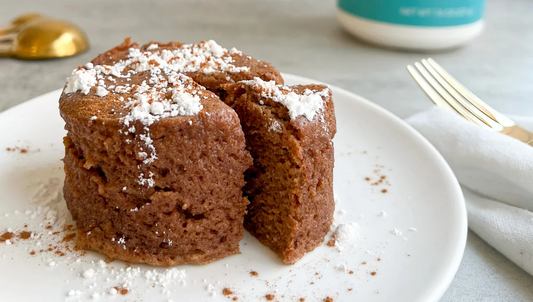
<box><xmin>58</xmin><ymin>39</ymin><xmax>287</xmax><ymax>266</ymax></box>
<box><xmin>222</xmin><ymin>78</ymin><xmax>336</xmax><ymax>264</ymax></box>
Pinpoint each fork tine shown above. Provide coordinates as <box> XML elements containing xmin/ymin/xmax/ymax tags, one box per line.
<box><xmin>412</xmin><ymin>62</ymin><xmax>492</xmax><ymax>129</ymax></box>
<box><xmin>427</xmin><ymin>58</ymin><xmax>515</xmax><ymax>127</ymax></box>
<box><xmin>420</xmin><ymin>59</ymin><xmax>502</xmax><ymax>130</ymax></box>
<box><xmin>407</xmin><ymin>65</ymin><xmax>452</xmax><ymax>110</ymax></box>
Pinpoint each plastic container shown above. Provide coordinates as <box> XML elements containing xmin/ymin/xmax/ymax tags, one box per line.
<box><xmin>337</xmin><ymin>0</ymin><xmax>487</xmax><ymax>51</ymax></box>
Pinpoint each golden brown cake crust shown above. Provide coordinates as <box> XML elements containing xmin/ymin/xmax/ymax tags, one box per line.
<box><xmin>222</xmin><ymin>80</ymin><xmax>336</xmax><ymax>264</ymax></box>
<box><xmin>60</xmin><ymin>40</ymin><xmax>257</xmax><ymax>266</ymax></box>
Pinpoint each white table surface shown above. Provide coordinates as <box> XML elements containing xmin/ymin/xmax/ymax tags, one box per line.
<box><xmin>1</xmin><ymin>0</ymin><xmax>533</xmax><ymax>300</ymax></box>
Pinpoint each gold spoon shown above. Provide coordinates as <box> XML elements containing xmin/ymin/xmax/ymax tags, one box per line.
<box><xmin>0</xmin><ymin>13</ymin><xmax>45</xmax><ymax>35</ymax></box>
<box><xmin>0</xmin><ymin>18</ymin><xmax>89</xmax><ymax>59</ymax></box>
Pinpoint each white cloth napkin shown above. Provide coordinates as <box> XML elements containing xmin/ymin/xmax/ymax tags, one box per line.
<box><xmin>406</xmin><ymin>107</ymin><xmax>533</xmax><ymax>275</ymax></box>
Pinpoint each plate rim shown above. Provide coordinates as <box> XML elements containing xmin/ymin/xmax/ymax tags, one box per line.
<box><xmin>0</xmin><ymin>73</ymin><xmax>467</xmax><ymax>302</ymax></box>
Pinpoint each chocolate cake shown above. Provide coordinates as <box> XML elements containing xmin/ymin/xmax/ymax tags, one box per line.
<box><xmin>58</xmin><ymin>39</ymin><xmax>286</xmax><ymax>266</ymax></box>
<box><xmin>222</xmin><ymin>78</ymin><xmax>336</xmax><ymax>264</ymax></box>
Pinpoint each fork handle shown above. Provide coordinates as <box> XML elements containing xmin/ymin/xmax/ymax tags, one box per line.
<box><xmin>502</xmin><ymin>125</ymin><xmax>533</xmax><ymax>146</ymax></box>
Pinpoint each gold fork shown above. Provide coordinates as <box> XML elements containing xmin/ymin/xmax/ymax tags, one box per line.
<box><xmin>407</xmin><ymin>58</ymin><xmax>533</xmax><ymax>146</ymax></box>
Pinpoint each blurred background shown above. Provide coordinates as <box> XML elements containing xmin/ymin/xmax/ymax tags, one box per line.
<box><xmin>1</xmin><ymin>0</ymin><xmax>532</xmax><ymax>118</ymax></box>
<box><xmin>1</xmin><ymin>0</ymin><xmax>533</xmax><ymax>300</ymax></box>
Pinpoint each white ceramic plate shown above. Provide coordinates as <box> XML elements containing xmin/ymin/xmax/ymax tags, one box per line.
<box><xmin>0</xmin><ymin>74</ymin><xmax>466</xmax><ymax>302</ymax></box>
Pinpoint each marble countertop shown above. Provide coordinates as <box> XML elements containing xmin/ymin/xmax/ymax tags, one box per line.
<box><xmin>1</xmin><ymin>0</ymin><xmax>532</xmax><ymax>300</ymax></box>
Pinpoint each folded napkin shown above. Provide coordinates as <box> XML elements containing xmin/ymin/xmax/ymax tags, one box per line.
<box><xmin>407</xmin><ymin>107</ymin><xmax>533</xmax><ymax>275</ymax></box>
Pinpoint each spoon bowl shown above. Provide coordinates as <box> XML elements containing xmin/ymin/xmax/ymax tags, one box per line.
<box><xmin>0</xmin><ymin>19</ymin><xmax>89</xmax><ymax>59</ymax></box>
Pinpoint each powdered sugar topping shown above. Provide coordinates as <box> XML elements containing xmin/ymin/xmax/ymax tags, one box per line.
<box><xmin>391</xmin><ymin>228</ymin><xmax>402</xmax><ymax>236</ymax></box>
<box><xmin>64</xmin><ymin>40</ymin><xmax>247</xmax><ymax>98</ymax></box>
<box><xmin>332</xmin><ymin>222</ymin><xmax>361</xmax><ymax>247</ymax></box>
<box><xmin>242</xmin><ymin>77</ymin><xmax>329</xmax><ymax>121</ymax></box>
<box><xmin>268</xmin><ymin>120</ymin><xmax>282</xmax><ymax>132</ymax></box>
<box><xmin>63</xmin><ymin>40</ymin><xmax>246</xmax><ymax>187</ymax></box>
<box><xmin>121</xmin><ymin>75</ymin><xmax>203</xmax><ymax>128</ymax></box>
<box><xmin>117</xmin><ymin>75</ymin><xmax>203</xmax><ymax>187</ymax></box>
<box><xmin>64</xmin><ymin>68</ymin><xmax>97</xmax><ymax>95</ymax></box>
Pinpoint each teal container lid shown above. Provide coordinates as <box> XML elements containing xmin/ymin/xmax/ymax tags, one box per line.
<box><xmin>338</xmin><ymin>0</ymin><xmax>486</xmax><ymax>27</ymax></box>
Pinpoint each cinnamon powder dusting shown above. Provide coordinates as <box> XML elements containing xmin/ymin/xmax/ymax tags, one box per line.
<box><xmin>114</xmin><ymin>287</ymin><xmax>129</xmax><ymax>295</ymax></box>
<box><xmin>6</xmin><ymin>147</ymin><xmax>29</xmax><ymax>153</ymax></box>
<box><xmin>265</xmin><ymin>294</ymin><xmax>275</xmax><ymax>301</ymax></box>
<box><xmin>366</xmin><ymin>165</ymin><xmax>391</xmax><ymax>193</ymax></box>
<box><xmin>324</xmin><ymin>297</ymin><xmax>334</xmax><ymax>302</ymax></box>
<box><xmin>18</xmin><ymin>231</ymin><xmax>32</xmax><ymax>240</ymax></box>
<box><xmin>371</xmin><ymin>175</ymin><xmax>387</xmax><ymax>186</ymax></box>
<box><xmin>0</xmin><ymin>232</ymin><xmax>14</xmax><ymax>243</ymax></box>
<box><xmin>250</xmin><ymin>270</ymin><xmax>259</xmax><ymax>277</ymax></box>
<box><xmin>61</xmin><ymin>233</ymin><xmax>76</xmax><ymax>242</ymax></box>
<box><xmin>222</xmin><ymin>288</ymin><xmax>234</xmax><ymax>296</ymax></box>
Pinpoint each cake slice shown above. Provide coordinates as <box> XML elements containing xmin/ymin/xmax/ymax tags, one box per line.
<box><xmin>60</xmin><ymin>42</ymin><xmax>255</xmax><ymax>266</ymax></box>
<box><xmin>222</xmin><ymin>78</ymin><xmax>336</xmax><ymax>264</ymax></box>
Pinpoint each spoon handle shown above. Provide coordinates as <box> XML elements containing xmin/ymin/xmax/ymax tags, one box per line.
<box><xmin>0</xmin><ymin>42</ymin><xmax>12</xmax><ymax>57</ymax></box>
<box><xmin>0</xmin><ymin>25</ymin><xmax>16</xmax><ymax>36</ymax></box>
<box><xmin>0</xmin><ymin>32</ymin><xmax>16</xmax><ymax>42</ymax></box>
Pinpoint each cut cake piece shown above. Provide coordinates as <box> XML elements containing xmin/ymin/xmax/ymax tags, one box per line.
<box><xmin>222</xmin><ymin>78</ymin><xmax>336</xmax><ymax>264</ymax></box>
<box><xmin>60</xmin><ymin>41</ymin><xmax>254</xmax><ymax>266</ymax></box>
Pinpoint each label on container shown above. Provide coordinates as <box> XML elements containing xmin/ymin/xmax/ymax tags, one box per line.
<box><xmin>338</xmin><ymin>0</ymin><xmax>486</xmax><ymax>27</ymax></box>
